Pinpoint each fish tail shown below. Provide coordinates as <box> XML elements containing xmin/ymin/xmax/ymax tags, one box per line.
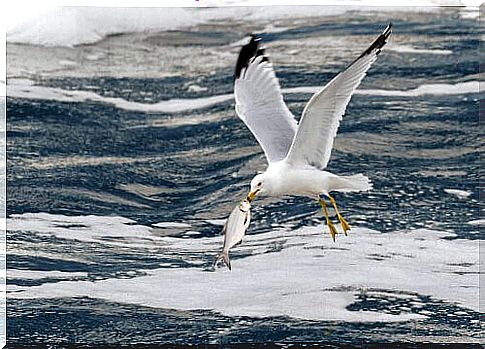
<box><xmin>214</xmin><ymin>251</ymin><xmax>231</xmax><ymax>271</ymax></box>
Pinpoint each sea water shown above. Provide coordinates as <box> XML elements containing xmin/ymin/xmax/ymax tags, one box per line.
<box><xmin>5</xmin><ymin>5</ymin><xmax>483</xmax><ymax>344</ymax></box>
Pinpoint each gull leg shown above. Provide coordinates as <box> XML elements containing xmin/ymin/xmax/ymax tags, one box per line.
<box><xmin>318</xmin><ymin>198</ymin><xmax>338</xmax><ymax>242</ymax></box>
<box><xmin>328</xmin><ymin>195</ymin><xmax>351</xmax><ymax>236</ymax></box>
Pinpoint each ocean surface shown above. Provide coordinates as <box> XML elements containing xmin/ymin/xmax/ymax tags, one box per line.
<box><xmin>5</xmin><ymin>6</ymin><xmax>483</xmax><ymax>345</ymax></box>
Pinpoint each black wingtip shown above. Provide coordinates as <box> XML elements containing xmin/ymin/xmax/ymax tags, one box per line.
<box><xmin>342</xmin><ymin>23</ymin><xmax>392</xmax><ymax>75</ymax></box>
<box><xmin>383</xmin><ymin>22</ymin><xmax>393</xmax><ymax>39</ymax></box>
<box><xmin>363</xmin><ymin>23</ymin><xmax>393</xmax><ymax>57</ymax></box>
<box><xmin>234</xmin><ymin>34</ymin><xmax>268</xmax><ymax>80</ymax></box>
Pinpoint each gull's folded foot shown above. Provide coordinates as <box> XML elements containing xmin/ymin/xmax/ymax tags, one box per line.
<box><xmin>329</xmin><ymin>195</ymin><xmax>351</xmax><ymax>236</ymax></box>
<box><xmin>319</xmin><ymin>198</ymin><xmax>338</xmax><ymax>242</ymax></box>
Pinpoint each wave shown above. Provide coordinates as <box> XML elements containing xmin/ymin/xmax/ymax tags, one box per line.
<box><xmin>7</xmin><ymin>5</ymin><xmax>437</xmax><ymax>47</ymax></box>
<box><xmin>8</xmin><ymin>79</ymin><xmax>480</xmax><ymax>115</ymax></box>
<box><xmin>467</xmin><ymin>219</ymin><xmax>485</xmax><ymax>225</ymax></box>
<box><xmin>7</xmin><ymin>212</ymin><xmax>479</xmax><ymax>321</ymax></box>
<box><xmin>444</xmin><ymin>188</ymin><xmax>472</xmax><ymax>198</ymax></box>
<box><xmin>387</xmin><ymin>44</ymin><xmax>452</xmax><ymax>55</ymax></box>
<box><xmin>356</xmin><ymin>81</ymin><xmax>480</xmax><ymax>97</ymax></box>
<box><xmin>8</xmin><ymin>269</ymin><xmax>88</xmax><ymax>280</ymax></box>
<box><xmin>287</xmin><ymin>81</ymin><xmax>480</xmax><ymax>97</ymax></box>
<box><xmin>7</xmin><ymin>80</ymin><xmax>234</xmax><ymax>113</ymax></box>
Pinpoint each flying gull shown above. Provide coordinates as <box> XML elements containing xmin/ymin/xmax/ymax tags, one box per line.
<box><xmin>234</xmin><ymin>24</ymin><xmax>393</xmax><ymax>241</ymax></box>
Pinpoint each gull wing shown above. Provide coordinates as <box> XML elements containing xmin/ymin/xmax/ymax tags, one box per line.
<box><xmin>285</xmin><ymin>24</ymin><xmax>392</xmax><ymax>169</ymax></box>
<box><xmin>234</xmin><ymin>35</ymin><xmax>297</xmax><ymax>163</ymax></box>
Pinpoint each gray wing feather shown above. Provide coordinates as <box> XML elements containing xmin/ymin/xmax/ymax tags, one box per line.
<box><xmin>234</xmin><ymin>38</ymin><xmax>297</xmax><ymax>163</ymax></box>
<box><xmin>285</xmin><ymin>24</ymin><xmax>392</xmax><ymax>169</ymax></box>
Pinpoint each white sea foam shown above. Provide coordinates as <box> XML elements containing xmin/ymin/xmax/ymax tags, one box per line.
<box><xmin>459</xmin><ymin>7</ymin><xmax>479</xmax><ymax>19</ymax></box>
<box><xmin>288</xmin><ymin>81</ymin><xmax>480</xmax><ymax>97</ymax></box>
<box><xmin>186</xmin><ymin>84</ymin><xmax>208</xmax><ymax>93</ymax></box>
<box><xmin>206</xmin><ymin>219</ymin><xmax>227</xmax><ymax>226</ymax></box>
<box><xmin>58</xmin><ymin>60</ymin><xmax>78</xmax><ymax>67</ymax></box>
<box><xmin>8</xmin><ymin>269</ymin><xmax>88</xmax><ymax>280</ymax></box>
<box><xmin>444</xmin><ymin>188</ymin><xmax>472</xmax><ymax>198</ymax></box>
<box><xmin>7</xmin><ymin>213</ymin><xmax>158</xmax><ymax>247</ymax></box>
<box><xmin>7</xmin><ymin>5</ymin><xmax>438</xmax><ymax>47</ymax></box>
<box><xmin>7</xmin><ymin>212</ymin><xmax>479</xmax><ymax>322</ymax></box>
<box><xmin>467</xmin><ymin>219</ymin><xmax>485</xmax><ymax>226</ymax></box>
<box><xmin>85</xmin><ymin>53</ymin><xmax>105</xmax><ymax>61</ymax></box>
<box><xmin>356</xmin><ymin>81</ymin><xmax>480</xmax><ymax>97</ymax></box>
<box><xmin>387</xmin><ymin>44</ymin><xmax>452</xmax><ymax>55</ymax></box>
<box><xmin>7</xmin><ymin>80</ymin><xmax>234</xmax><ymax>113</ymax></box>
<box><xmin>152</xmin><ymin>222</ymin><xmax>192</xmax><ymax>228</ymax></box>
<box><xmin>8</xmin><ymin>79</ymin><xmax>480</xmax><ymax>115</ymax></box>
<box><xmin>8</xmin><ymin>7</ymin><xmax>209</xmax><ymax>47</ymax></box>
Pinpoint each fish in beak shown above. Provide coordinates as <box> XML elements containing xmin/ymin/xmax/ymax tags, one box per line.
<box><xmin>214</xmin><ymin>199</ymin><xmax>251</xmax><ymax>270</ymax></box>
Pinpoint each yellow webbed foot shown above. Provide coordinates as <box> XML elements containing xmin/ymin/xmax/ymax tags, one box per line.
<box><xmin>327</xmin><ymin>220</ymin><xmax>338</xmax><ymax>242</ymax></box>
<box><xmin>338</xmin><ymin>215</ymin><xmax>351</xmax><ymax>236</ymax></box>
<box><xmin>328</xmin><ymin>195</ymin><xmax>351</xmax><ymax>236</ymax></box>
<box><xmin>319</xmin><ymin>198</ymin><xmax>338</xmax><ymax>242</ymax></box>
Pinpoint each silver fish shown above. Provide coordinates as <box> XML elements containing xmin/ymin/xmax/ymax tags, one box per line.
<box><xmin>215</xmin><ymin>199</ymin><xmax>251</xmax><ymax>270</ymax></box>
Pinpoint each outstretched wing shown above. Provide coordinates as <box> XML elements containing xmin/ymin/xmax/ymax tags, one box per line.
<box><xmin>285</xmin><ymin>24</ymin><xmax>392</xmax><ymax>169</ymax></box>
<box><xmin>234</xmin><ymin>35</ymin><xmax>297</xmax><ymax>163</ymax></box>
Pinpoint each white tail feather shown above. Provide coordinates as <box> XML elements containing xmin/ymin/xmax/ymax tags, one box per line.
<box><xmin>331</xmin><ymin>173</ymin><xmax>372</xmax><ymax>193</ymax></box>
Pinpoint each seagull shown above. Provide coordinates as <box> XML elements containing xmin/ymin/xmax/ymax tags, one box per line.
<box><xmin>235</xmin><ymin>24</ymin><xmax>392</xmax><ymax>241</ymax></box>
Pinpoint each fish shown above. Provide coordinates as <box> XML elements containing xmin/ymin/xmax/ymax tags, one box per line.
<box><xmin>214</xmin><ymin>199</ymin><xmax>251</xmax><ymax>270</ymax></box>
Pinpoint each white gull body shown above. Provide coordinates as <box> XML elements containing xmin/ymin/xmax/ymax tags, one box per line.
<box><xmin>251</xmin><ymin>161</ymin><xmax>371</xmax><ymax>198</ymax></box>
<box><xmin>234</xmin><ymin>25</ymin><xmax>392</xmax><ymax>202</ymax></box>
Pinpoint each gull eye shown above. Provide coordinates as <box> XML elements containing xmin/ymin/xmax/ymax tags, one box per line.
<box><xmin>257</xmin><ymin>182</ymin><xmax>262</xmax><ymax>187</ymax></box>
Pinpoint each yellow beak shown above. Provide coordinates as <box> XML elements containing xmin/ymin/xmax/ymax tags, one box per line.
<box><xmin>247</xmin><ymin>190</ymin><xmax>259</xmax><ymax>202</ymax></box>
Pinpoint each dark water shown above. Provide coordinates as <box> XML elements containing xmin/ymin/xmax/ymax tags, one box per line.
<box><xmin>6</xmin><ymin>7</ymin><xmax>483</xmax><ymax>345</ymax></box>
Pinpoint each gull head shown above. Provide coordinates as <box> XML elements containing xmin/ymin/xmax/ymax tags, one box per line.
<box><xmin>247</xmin><ymin>173</ymin><xmax>266</xmax><ymax>201</ymax></box>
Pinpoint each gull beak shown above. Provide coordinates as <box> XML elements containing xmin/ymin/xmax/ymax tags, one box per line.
<box><xmin>246</xmin><ymin>189</ymin><xmax>260</xmax><ymax>202</ymax></box>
